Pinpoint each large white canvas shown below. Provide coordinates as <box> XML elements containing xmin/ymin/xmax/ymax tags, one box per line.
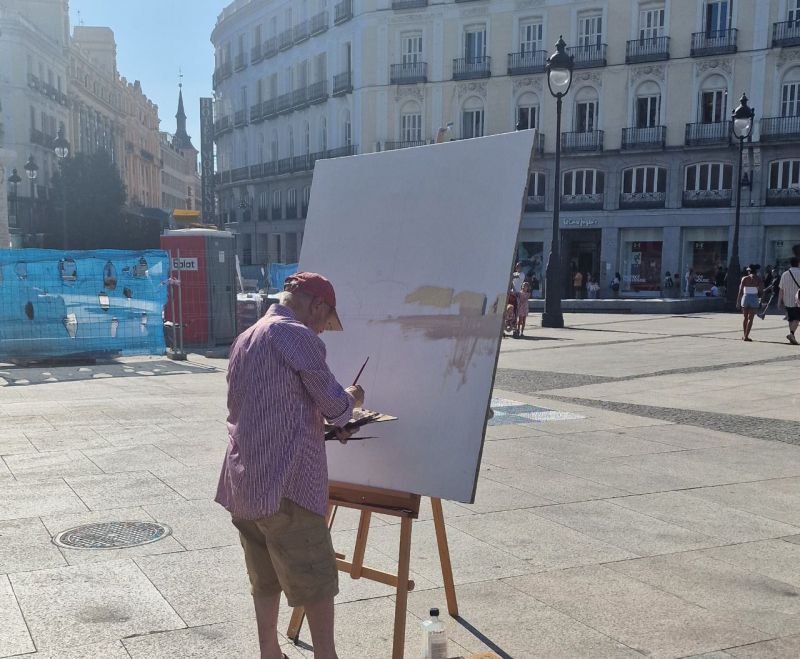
<box><xmin>299</xmin><ymin>130</ymin><xmax>536</xmax><ymax>503</ymax></box>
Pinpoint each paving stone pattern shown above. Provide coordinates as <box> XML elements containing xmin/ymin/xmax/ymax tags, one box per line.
<box><xmin>1</xmin><ymin>313</ymin><xmax>800</xmax><ymax>658</ymax></box>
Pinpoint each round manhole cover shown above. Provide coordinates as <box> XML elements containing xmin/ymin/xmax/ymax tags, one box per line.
<box><xmin>53</xmin><ymin>521</ymin><xmax>172</xmax><ymax>549</ymax></box>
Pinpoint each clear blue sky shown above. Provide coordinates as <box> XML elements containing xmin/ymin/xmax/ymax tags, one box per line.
<box><xmin>69</xmin><ymin>1</ymin><xmax>221</xmax><ymax>145</ymax></box>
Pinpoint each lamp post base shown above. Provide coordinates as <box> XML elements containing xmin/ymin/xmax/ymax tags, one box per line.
<box><xmin>725</xmin><ymin>255</ymin><xmax>741</xmax><ymax>312</ymax></box>
<box><xmin>541</xmin><ymin>311</ymin><xmax>564</xmax><ymax>328</ymax></box>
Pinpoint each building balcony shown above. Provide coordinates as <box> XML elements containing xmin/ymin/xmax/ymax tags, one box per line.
<box><xmin>621</xmin><ymin>125</ymin><xmax>666</xmax><ymax>150</ymax></box>
<box><xmin>264</xmin><ymin>37</ymin><xmax>278</xmax><ymax>59</ymax></box>
<box><xmin>392</xmin><ymin>0</ymin><xmax>427</xmax><ymax>8</ymax></box>
<box><xmin>251</xmin><ymin>43</ymin><xmax>263</xmax><ymax>63</ymax></box>
<box><xmin>567</xmin><ymin>44</ymin><xmax>607</xmax><ymax>69</ymax></box>
<box><xmin>292</xmin><ymin>88</ymin><xmax>309</xmax><ymax>110</ymax></box>
<box><xmin>251</xmin><ymin>103</ymin><xmax>264</xmax><ymax>123</ymax></box>
<box><xmin>685</xmin><ymin>121</ymin><xmax>731</xmax><ymax>146</ymax></box>
<box><xmin>334</xmin><ymin>0</ymin><xmax>353</xmax><ymax>24</ymax></box>
<box><xmin>327</xmin><ymin>144</ymin><xmax>357</xmax><ymax>158</ymax></box>
<box><xmin>691</xmin><ymin>29</ymin><xmax>738</xmax><ymax>57</ymax></box>
<box><xmin>276</xmin><ymin>92</ymin><xmax>294</xmax><ymax>114</ymax></box>
<box><xmin>453</xmin><ymin>56</ymin><xmax>491</xmax><ymax>80</ymax></box>
<box><xmin>383</xmin><ymin>140</ymin><xmax>426</xmax><ymax>151</ymax></box>
<box><xmin>561</xmin><ymin>130</ymin><xmax>604</xmax><ymax>153</ymax></box>
<box><xmin>767</xmin><ymin>187</ymin><xmax>800</xmax><ymax>206</ymax></box>
<box><xmin>234</xmin><ymin>109</ymin><xmax>248</xmax><ymax>127</ymax></box>
<box><xmin>525</xmin><ymin>194</ymin><xmax>545</xmax><ymax>212</ymax></box>
<box><xmin>294</xmin><ymin>20</ymin><xmax>310</xmax><ymax>44</ymax></box>
<box><xmin>507</xmin><ymin>50</ymin><xmax>547</xmax><ymax>75</ymax></box>
<box><xmin>261</xmin><ymin>161</ymin><xmax>277</xmax><ymax>178</ymax></box>
<box><xmin>249</xmin><ymin>163</ymin><xmax>263</xmax><ymax>179</ymax></box>
<box><xmin>217</xmin><ymin>170</ymin><xmax>232</xmax><ymax>185</ymax></box>
<box><xmin>27</xmin><ymin>73</ymin><xmax>41</xmax><ymax>90</ymax></box>
<box><xmin>231</xmin><ymin>167</ymin><xmax>249</xmax><ymax>183</ymax></box>
<box><xmin>333</xmin><ymin>71</ymin><xmax>353</xmax><ymax>96</ymax></box>
<box><xmin>308</xmin><ymin>80</ymin><xmax>329</xmax><ymax>104</ymax></box>
<box><xmin>293</xmin><ymin>155</ymin><xmax>310</xmax><ymax>172</ymax></box>
<box><xmin>212</xmin><ymin>62</ymin><xmax>232</xmax><ymax>88</ymax></box>
<box><xmin>279</xmin><ymin>30</ymin><xmax>293</xmax><ymax>51</ymax></box>
<box><xmin>619</xmin><ymin>191</ymin><xmax>666</xmax><ymax>209</ymax></box>
<box><xmin>278</xmin><ymin>157</ymin><xmax>293</xmax><ymax>175</ymax></box>
<box><xmin>625</xmin><ymin>36</ymin><xmax>670</xmax><ymax>63</ymax></box>
<box><xmin>258</xmin><ymin>99</ymin><xmax>276</xmax><ymax>120</ymax></box>
<box><xmin>310</xmin><ymin>11</ymin><xmax>329</xmax><ymax>35</ymax></box>
<box><xmin>214</xmin><ymin>116</ymin><xmax>232</xmax><ymax>136</ymax></box>
<box><xmin>561</xmin><ymin>193</ymin><xmax>604</xmax><ymax>210</ymax></box>
<box><xmin>234</xmin><ymin>53</ymin><xmax>246</xmax><ymax>71</ymax></box>
<box><xmin>682</xmin><ymin>189</ymin><xmax>732</xmax><ymax>207</ymax></box>
<box><xmin>391</xmin><ymin>62</ymin><xmax>427</xmax><ymax>84</ymax></box>
<box><xmin>773</xmin><ymin>20</ymin><xmax>800</xmax><ymax>47</ymax></box>
<box><xmin>760</xmin><ymin>115</ymin><xmax>800</xmax><ymax>142</ymax></box>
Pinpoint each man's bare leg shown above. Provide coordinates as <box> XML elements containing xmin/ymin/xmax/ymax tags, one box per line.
<box><xmin>253</xmin><ymin>592</ymin><xmax>283</xmax><ymax>659</ymax></box>
<box><xmin>305</xmin><ymin>596</ymin><xmax>337</xmax><ymax>659</ymax></box>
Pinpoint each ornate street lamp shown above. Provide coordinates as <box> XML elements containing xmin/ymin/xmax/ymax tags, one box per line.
<box><xmin>725</xmin><ymin>93</ymin><xmax>755</xmax><ymax>309</ymax></box>
<box><xmin>24</xmin><ymin>155</ymin><xmax>38</xmax><ymax>238</ymax></box>
<box><xmin>53</xmin><ymin>126</ymin><xmax>71</xmax><ymax>248</ymax></box>
<box><xmin>8</xmin><ymin>168</ymin><xmax>21</xmax><ymax>228</ymax></box>
<box><xmin>541</xmin><ymin>36</ymin><xmax>574</xmax><ymax>329</ymax></box>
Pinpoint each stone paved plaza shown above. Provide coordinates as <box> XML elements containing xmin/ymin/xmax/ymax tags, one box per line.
<box><xmin>1</xmin><ymin>312</ymin><xmax>799</xmax><ymax>658</ymax></box>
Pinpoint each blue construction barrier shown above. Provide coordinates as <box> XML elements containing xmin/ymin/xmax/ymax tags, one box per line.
<box><xmin>268</xmin><ymin>262</ymin><xmax>298</xmax><ymax>291</ymax></box>
<box><xmin>0</xmin><ymin>248</ymin><xmax>170</xmax><ymax>362</ymax></box>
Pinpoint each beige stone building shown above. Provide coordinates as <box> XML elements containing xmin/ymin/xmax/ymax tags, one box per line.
<box><xmin>215</xmin><ymin>0</ymin><xmax>800</xmax><ymax>291</ymax></box>
<box><xmin>120</xmin><ymin>78</ymin><xmax>161</xmax><ymax>208</ymax></box>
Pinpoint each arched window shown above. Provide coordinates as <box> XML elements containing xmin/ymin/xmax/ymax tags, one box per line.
<box><xmin>634</xmin><ymin>81</ymin><xmax>661</xmax><ymax>128</ymax></box>
<box><xmin>622</xmin><ymin>166</ymin><xmax>667</xmax><ymax>194</ymax></box>
<box><xmin>517</xmin><ymin>92</ymin><xmax>539</xmax><ymax>130</ymax></box>
<box><xmin>400</xmin><ymin>101</ymin><xmax>422</xmax><ymax>142</ymax></box>
<box><xmin>563</xmin><ymin>169</ymin><xmax>604</xmax><ymax>195</ymax></box>
<box><xmin>780</xmin><ymin>67</ymin><xmax>800</xmax><ymax>117</ymax></box>
<box><xmin>699</xmin><ymin>74</ymin><xmax>727</xmax><ymax>123</ymax></box>
<box><xmin>769</xmin><ymin>159</ymin><xmax>800</xmax><ymax>190</ymax></box>
<box><xmin>573</xmin><ymin>86</ymin><xmax>599</xmax><ymax>132</ymax></box>
<box><xmin>462</xmin><ymin>96</ymin><xmax>484</xmax><ymax>139</ymax></box>
<box><xmin>684</xmin><ymin>162</ymin><xmax>732</xmax><ymax>191</ymax></box>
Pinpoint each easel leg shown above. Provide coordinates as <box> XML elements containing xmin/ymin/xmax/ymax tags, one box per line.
<box><xmin>392</xmin><ymin>517</ymin><xmax>413</xmax><ymax>659</ymax></box>
<box><xmin>287</xmin><ymin>504</ymin><xmax>338</xmax><ymax>642</ymax></box>
<box><xmin>431</xmin><ymin>497</ymin><xmax>459</xmax><ymax>617</ymax></box>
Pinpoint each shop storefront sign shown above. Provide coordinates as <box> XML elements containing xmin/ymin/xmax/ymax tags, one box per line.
<box><xmin>562</xmin><ymin>218</ymin><xmax>600</xmax><ymax>228</ymax></box>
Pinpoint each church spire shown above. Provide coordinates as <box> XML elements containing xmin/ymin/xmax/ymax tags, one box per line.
<box><xmin>173</xmin><ymin>72</ymin><xmax>194</xmax><ymax>150</ymax></box>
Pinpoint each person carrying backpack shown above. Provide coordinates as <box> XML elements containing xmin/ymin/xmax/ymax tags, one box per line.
<box><xmin>778</xmin><ymin>256</ymin><xmax>800</xmax><ymax>345</ymax></box>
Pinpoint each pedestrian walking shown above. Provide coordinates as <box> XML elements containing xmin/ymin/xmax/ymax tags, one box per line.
<box><xmin>778</xmin><ymin>256</ymin><xmax>800</xmax><ymax>345</ymax></box>
<box><xmin>663</xmin><ymin>271</ymin><xmax>674</xmax><ymax>297</ymax></box>
<box><xmin>516</xmin><ymin>281</ymin><xmax>531</xmax><ymax>337</ymax></box>
<box><xmin>686</xmin><ymin>268</ymin><xmax>696</xmax><ymax>298</ymax></box>
<box><xmin>611</xmin><ymin>272</ymin><xmax>621</xmax><ymax>297</ymax></box>
<box><xmin>216</xmin><ymin>271</ymin><xmax>365</xmax><ymax>659</ymax></box>
<box><xmin>736</xmin><ymin>264</ymin><xmax>763</xmax><ymax>342</ymax></box>
<box><xmin>511</xmin><ymin>262</ymin><xmax>524</xmax><ymax>295</ymax></box>
<box><xmin>757</xmin><ymin>265</ymin><xmax>779</xmax><ymax>319</ymax></box>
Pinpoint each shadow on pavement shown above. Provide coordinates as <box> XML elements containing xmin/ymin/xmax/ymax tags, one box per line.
<box><xmin>455</xmin><ymin>616</ymin><xmax>513</xmax><ymax>658</ymax></box>
<box><xmin>0</xmin><ymin>359</ymin><xmax>220</xmax><ymax>386</ymax></box>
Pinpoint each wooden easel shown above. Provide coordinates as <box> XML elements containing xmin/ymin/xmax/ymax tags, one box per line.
<box><xmin>287</xmin><ymin>481</ymin><xmax>459</xmax><ymax>659</ymax></box>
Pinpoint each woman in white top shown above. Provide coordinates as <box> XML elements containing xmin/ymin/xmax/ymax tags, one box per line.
<box><xmin>737</xmin><ymin>264</ymin><xmax>763</xmax><ymax>342</ymax></box>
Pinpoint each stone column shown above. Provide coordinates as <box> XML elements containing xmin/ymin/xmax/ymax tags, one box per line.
<box><xmin>0</xmin><ymin>148</ymin><xmax>18</xmax><ymax>249</ymax></box>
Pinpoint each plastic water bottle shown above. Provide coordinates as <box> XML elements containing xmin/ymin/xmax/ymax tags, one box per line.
<box><xmin>421</xmin><ymin>608</ymin><xmax>448</xmax><ymax>659</ymax></box>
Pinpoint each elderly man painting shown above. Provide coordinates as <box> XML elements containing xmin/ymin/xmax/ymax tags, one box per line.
<box><xmin>216</xmin><ymin>272</ymin><xmax>364</xmax><ymax>659</ymax></box>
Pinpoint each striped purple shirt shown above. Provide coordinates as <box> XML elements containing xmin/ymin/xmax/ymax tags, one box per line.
<box><xmin>215</xmin><ymin>304</ymin><xmax>353</xmax><ymax>519</ymax></box>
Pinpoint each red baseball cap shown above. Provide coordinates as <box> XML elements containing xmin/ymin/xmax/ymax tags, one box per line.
<box><xmin>284</xmin><ymin>271</ymin><xmax>343</xmax><ymax>331</ymax></box>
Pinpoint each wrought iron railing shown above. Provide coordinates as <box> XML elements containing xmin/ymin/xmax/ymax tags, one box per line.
<box><xmin>308</xmin><ymin>81</ymin><xmax>329</xmax><ymax>104</ymax></box>
<box><xmin>561</xmin><ymin>193</ymin><xmax>604</xmax><ymax>210</ymax></box>
<box><xmin>567</xmin><ymin>44</ymin><xmax>607</xmax><ymax>69</ymax></box>
<box><xmin>619</xmin><ymin>191</ymin><xmax>666</xmax><ymax>209</ymax></box>
<box><xmin>278</xmin><ymin>157</ymin><xmax>293</xmax><ymax>174</ymax></box>
<box><xmin>685</xmin><ymin>121</ymin><xmax>731</xmax><ymax>146</ymax></box>
<box><xmin>263</xmin><ymin>37</ymin><xmax>278</xmax><ymax>59</ymax></box>
<box><xmin>682</xmin><ymin>189</ymin><xmax>732</xmax><ymax>207</ymax></box>
<box><xmin>621</xmin><ymin>125</ymin><xmax>667</xmax><ymax>150</ymax></box>
<box><xmin>334</xmin><ymin>0</ymin><xmax>353</xmax><ymax>24</ymax></box>
<box><xmin>294</xmin><ymin>20</ymin><xmax>310</xmax><ymax>43</ymax></box>
<box><xmin>561</xmin><ymin>130</ymin><xmax>604</xmax><ymax>153</ymax></box>
<box><xmin>390</xmin><ymin>62</ymin><xmax>427</xmax><ymax>84</ymax></box>
<box><xmin>251</xmin><ymin>43</ymin><xmax>263</xmax><ymax>64</ymax></box>
<box><xmin>234</xmin><ymin>53</ymin><xmax>246</xmax><ymax>71</ymax></box>
<box><xmin>453</xmin><ymin>56</ymin><xmax>491</xmax><ymax>80</ymax></box>
<box><xmin>234</xmin><ymin>109</ymin><xmax>247</xmax><ymax>127</ymax></box>
<box><xmin>691</xmin><ymin>29</ymin><xmax>738</xmax><ymax>56</ymax></box>
<box><xmin>507</xmin><ymin>50</ymin><xmax>547</xmax><ymax>75</ymax></box>
<box><xmin>773</xmin><ymin>20</ymin><xmax>800</xmax><ymax>47</ymax></box>
<box><xmin>766</xmin><ymin>187</ymin><xmax>800</xmax><ymax>206</ymax></box>
<box><xmin>760</xmin><ymin>115</ymin><xmax>800</xmax><ymax>142</ymax></box>
<box><xmin>525</xmin><ymin>195</ymin><xmax>545</xmax><ymax>212</ymax></box>
<box><xmin>279</xmin><ymin>30</ymin><xmax>293</xmax><ymax>51</ymax></box>
<box><xmin>625</xmin><ymin>36</ymin><xmax>670</xmax><ymax>63</ymax></box>
<box><xmin>333</xmin><ymin>71</ymin><xmax>353</xmax><ymax>96</ymax></box>
<box><xmin>383</xmin><ymin>140</ymin><xmax>426</xmax><ymax>150</ymax></box>
<box><xmin>276</xmin><ymin>92</ymin><xmax>293</xmax><ymax>114</ymax></box>
<box><xmin>310</xmin><ymin>11</ymin><xmax>329</xmax><ymax>35</ymax></box>
<box><xmin>392</xmin><ymin>0</ymin><xmax>427</xmax><ymax>8</ymax></box>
